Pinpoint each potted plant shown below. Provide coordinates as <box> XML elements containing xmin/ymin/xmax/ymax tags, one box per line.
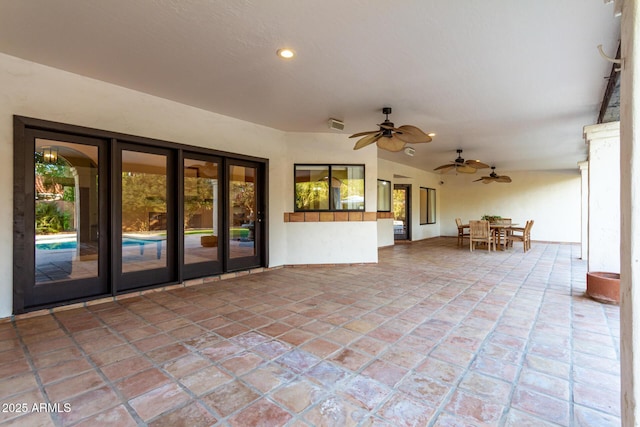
<box><xmin>481</xmin><ymin>214</ymin><xmax>502</xmax><ymax>223</ymax></box>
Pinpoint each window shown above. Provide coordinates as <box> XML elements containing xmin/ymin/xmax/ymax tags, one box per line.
<box><xmin>295</xmin><ymin>164</ymin><xmax>364</xmax><ymax>211</ymax></box>
<box><xmin>377</xmin><ymin>179</ymin><xmax>391</xmax><ymax>211</ymax></box>
<box><xmin>420</xmin><ymin>187</ymin><xmax>436</xmax><ymax>224</ymax></box>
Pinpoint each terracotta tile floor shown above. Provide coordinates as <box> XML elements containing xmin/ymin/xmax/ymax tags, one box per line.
<box><xmin>0</xmin><ymin>238</ymin><xmax>620</xmax><ymax>426</ymax></box>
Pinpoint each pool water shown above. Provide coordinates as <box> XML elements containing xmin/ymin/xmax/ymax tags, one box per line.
<box><xmin>36</xmin><ymin>241</ymin><xmax>77</xmax><ymax>250</ymax></box>
<box><xmin>36</xmin><ymin>239</ymin><xmax>153</xmax><ymax>250</ymax></box>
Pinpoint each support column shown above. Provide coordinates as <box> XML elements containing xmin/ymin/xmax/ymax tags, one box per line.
<box><xmin>583</xmin><ymin>122</ymin><xmax>620</xmax><ymax>273</ymax></box>
<box><xmin>578</xmin><ymin>160</ymin><xmax>589</xmax><ymax>260</ymax></box>
<box><xmin>620</xmin><ymin>1</ymin><xmax>640</xmax><ymax>425</ymax></box>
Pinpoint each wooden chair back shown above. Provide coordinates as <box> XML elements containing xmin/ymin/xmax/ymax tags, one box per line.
<box><xmin>469</xmin><ymin>220</ymin><xmax>493</xmax><ymax>251</ymax></box>
<box><xmin>507</xmin><ymin>219</ymin><xmax>534</xmax><ymax>252</ymax></box>
<box><xmin>469</xmin><ymin>220</ymin><xmax>490</xmax><ymax>238</ymax></box>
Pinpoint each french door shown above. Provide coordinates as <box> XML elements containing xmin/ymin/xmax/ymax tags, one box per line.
<box><xmin>23</xmin><ymin>129</ymin><xmax>109</xmax><ymax>308</ymax></box>
<box><xmin>226</xmin><ymin>159</ymin><xmax>263</xmax><ymax>271</ymax></box>
<box><xmin>182</xmin><ymin>156</ymin><xmax>264</xmax><ymax>276</ymax></box>
<box><xmin>14</xmin><ymin>117</ymin><xmax>267</xmax><ymax>313</ymax></box>
<box><xmin>117</xmin><ymin>144</ymin><xmax>177</xmax><ymax>291</ymax></box>
<box><xmin>182</xmin><ymin>154</ymin><xmax>223</xmax><ymax>279</ymax></box>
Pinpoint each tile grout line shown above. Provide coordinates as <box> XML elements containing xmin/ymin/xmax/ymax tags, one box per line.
<box><xmin>51</xmin><ymin>308</ymin><xmax>150</xmax><ymax>426</ymax></box>
<box><xmin>10</xmin><ymin>319</ymin><xmax>62</xmax><ymax>426</ymax></box>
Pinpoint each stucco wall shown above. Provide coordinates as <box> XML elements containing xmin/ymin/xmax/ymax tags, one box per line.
<box><xmin>377</xmin><ymin>159</ymin><xmax>443</xmax><ymax>241</ymax></box>
<box><xmin>585</xmin><ymin>123</ymin><xmax>620</xmax><ymax>273</ymax></box>
<box><xmin>282</xmin><ymin>132</ymin><xmax>379</xmax><ymax>264</ymax></box>
<box><xmin>377</xmin><ymin>159</ymin><xmax>581</xmax><ymax>244</ymax></box>
<box><xmin>439</xmin><ymin>170</ymin><xmax>581</xmax><ymax>243</ymax></box>
<box><xmin>377</xmin><ymin>219</ymin><xmax>394</xmax><ymax>248</ymax></box>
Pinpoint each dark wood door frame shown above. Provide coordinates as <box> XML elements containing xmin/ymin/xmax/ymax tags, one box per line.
<box><xmin>394</xmin><ymin>184</ymin><xmax>411</xmax><ymax>241</ymax></box>
<box><xmin>15</xmin><ymin>128</ymin><xmax>111</xmax><ymax>310</ymax></box>
<box><xmin>225</xmin><ymin>158</ymin><xmax>265</xmax><ymax>272</ymax></box>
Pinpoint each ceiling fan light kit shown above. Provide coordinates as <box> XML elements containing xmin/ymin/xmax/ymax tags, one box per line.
<box><xmin>349</xmin><ymin>107</ymin><xmax>432</xmax><ymax>152</ymax></box>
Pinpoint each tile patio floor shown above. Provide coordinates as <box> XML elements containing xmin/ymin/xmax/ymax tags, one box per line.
<box><xmin>0</xmin><ymin>238</ymin><xmax>620</xmax><ymax>426</ymax></box>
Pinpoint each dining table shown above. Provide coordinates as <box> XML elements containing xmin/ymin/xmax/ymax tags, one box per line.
<box><xmin>490</xmin><ymin>223</ymin><xmax>518</xmax><ymax>250</ymax></box>
<box><xmin>460</xmin><ymin>222</ymin><xmax>518</xmax><ymax>251</ymax></box>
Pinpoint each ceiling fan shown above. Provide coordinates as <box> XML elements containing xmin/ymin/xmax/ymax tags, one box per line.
<box><xmin>434</xmin><ymin>149</ymin><xmax>489</xmax><ymax>174</ymax></box>
<box><xmin>473</xmin><ymin>167</ymin><xmax>512</xmax><ymax>184</ymax></box>
<box><xmin>349</xmin><ymin>107</ymin><xmax>432</xmax><ymax>152</ymax></box>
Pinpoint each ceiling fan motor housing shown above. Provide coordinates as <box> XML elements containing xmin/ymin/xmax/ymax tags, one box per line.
<box><xmin>380</xmin><ymin>118</ymin><xmax>394</xmax><ymax>137</ymax></box>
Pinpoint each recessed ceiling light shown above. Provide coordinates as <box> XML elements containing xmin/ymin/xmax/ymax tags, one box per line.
<box><xmin>277</xmin><ymin>48</ymin><xmax>295</xmax><ymax>59</ymax></box>
<box><xmin>428</xmin><ymin>133</ymin><xmax>436</xmax><ymax>137</ymax></box>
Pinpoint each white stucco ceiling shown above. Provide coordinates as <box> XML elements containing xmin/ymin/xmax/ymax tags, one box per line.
<box><xmin>0</xmin><ymin>0</ymin><xmax>621</xmax><ymax>172</ymax></box>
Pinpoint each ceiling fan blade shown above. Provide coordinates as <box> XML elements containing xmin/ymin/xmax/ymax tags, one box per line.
<box><xmin>353</xmin><ymin>132</ymin><xmax>383</xmax><ymax>150</ymax></box>
<box><xmin>376</xmin><ymin>135</ymin><xmax>406</xmax><ymax>152</ymax></box>
<box><xmin>349</xmin><ymin>130</ymin><xmax>380</xmax><ymax>138</ymax></box>
<box><xmin>465</xmin><ymin>160</ymin><xmax>490</xmax><ymax>169</ymax></box>
<box><xmin>496</xmin><ymin>175</ymin><xmax>512</xmax><ymax>183</ymax></box>
<box><xmin>457</xmin><ymin>165</ymin><xmax>477</xmax><ymax>174</ymax></box>
<box><xmin>434</xmin><ymin>163</ymin><xmax>455</xmax><ymax>173</ymax></box>
<box><xmin>472</xmin><ymin>177</ymin><xmax>485</xmax><ymax>182</ymax></box>
<box><xmin>394</xmin><ymin>125</ymin><xmax>432</xmax><ymax>144</ymax></box>
<box><xmin>482</xmin><ymin>179</ymin><xmax>493</xmax><ymax>184</ymax></box>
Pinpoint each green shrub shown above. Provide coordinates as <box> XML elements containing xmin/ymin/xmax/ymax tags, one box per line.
<box><xmin>36</xmin><ymin>202</ymin><xmax>70</xmax><ymax>234</ymax></box>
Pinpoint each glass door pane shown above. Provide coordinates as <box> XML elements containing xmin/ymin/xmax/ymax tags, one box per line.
<box><xmin>226</xmin><ymin>160</ymin><xmax>262</xmax><ymax>271</ymax></box>
<box><xmin>35</xmin><ymin>139</ymin><xmax>100</xmax><ymax>283</ymax></box>
<box><xmin>121</xmin><ymin>150</ymin><xmax>168</xmax><ymax>274</ymax></box>
<box><xmin>393</xmin><ymin>185</ymin><xmax>410</xmax><ymax>240</ymax></box>
<box><xmin>183</xmin><ymin>157</ymin><xmax>222</xmax><ymax>277</ymax></box>
<box><xmin>229</xmin><ymin>165</ymin><xmax>256</xmax><ymax>259</ymax></box>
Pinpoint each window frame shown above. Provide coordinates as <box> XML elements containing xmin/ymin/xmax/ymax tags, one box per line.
<box><xmin>420</xmin><ymin>187</ymin><xmax>437</xmax><ymax>225</ymax></box>
<box><xmin>293</xmin><ymin>163</ymin><xmax>365</xmax><ymax>212</ymax></box>
<box><xmin>377</xmin><ymin>179</ymin><xmax>391</xmax><ymax>212</ymax></box>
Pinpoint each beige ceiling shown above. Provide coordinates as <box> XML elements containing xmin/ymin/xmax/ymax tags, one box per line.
<box><xmin>0</xmin><ymin>0</ymin><xmax>621</xmax><ymax>172</ymax></box>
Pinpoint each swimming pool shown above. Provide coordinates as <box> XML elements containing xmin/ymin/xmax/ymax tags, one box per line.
<box><xmin>36</xmin><ymin>241</ymin><xmax>77</xmax><ymax>250</ymax></box>
<box><xmin>35</xmin><ymin>238</ymin><xmax>161</xmax><ymax>250</ymax></box>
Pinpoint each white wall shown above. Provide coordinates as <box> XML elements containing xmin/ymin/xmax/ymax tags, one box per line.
<box><xmin>378</xmin><ymin>159</ymin><xmax>442</xmax><ymax>241</ymax></box>
<box><xmin>439</xmin><ymin>170</ymin><xmax>581</xmax><ymax>243</ymax></box>
<box><xmin>377</xmin><ymin>219</ymin><xmax>394</xmax><ymax>247</ymax></box>
<box><xmin>283</xmin><ymin>132</ymin><xmax>379</xmax><ymax>265</ymax></box>
<box><xmin>585</xmin><ymin>123</ymin><xmax>620</xmax><ymax>273</ymax></box>
<box><xmin>286</xmin><ymin>222</ymin><xmax>378</xmax><ymax>264</ymax></box>
<box><xmin>0</xmin><ymin>53</ymin><xmax>378</xmax><ymax>317</ymax></box>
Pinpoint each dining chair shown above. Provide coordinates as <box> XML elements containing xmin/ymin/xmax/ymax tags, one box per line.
<box><xmin>455</xmin><ymin>218</ymin><xmax>469</xmax><ymax>246</ymax></box>
<box><xmin>494</xmin><ymin>218</ymin><xmax>512</xmax><ymax>250</ymax></box>
<box><xmin>469</xmin><ymin>220</ymin><xmax>495</xmax><ymax>252</ymax></box>
<box><xmin>507</xmin><ymin>220</ymin><xmax>533</xmax><ymax>252</ymax></box>
<box><xmin>525</xmin><ymin>220</ymin><xmax>534</xmax><ymax>251</ymax></box>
